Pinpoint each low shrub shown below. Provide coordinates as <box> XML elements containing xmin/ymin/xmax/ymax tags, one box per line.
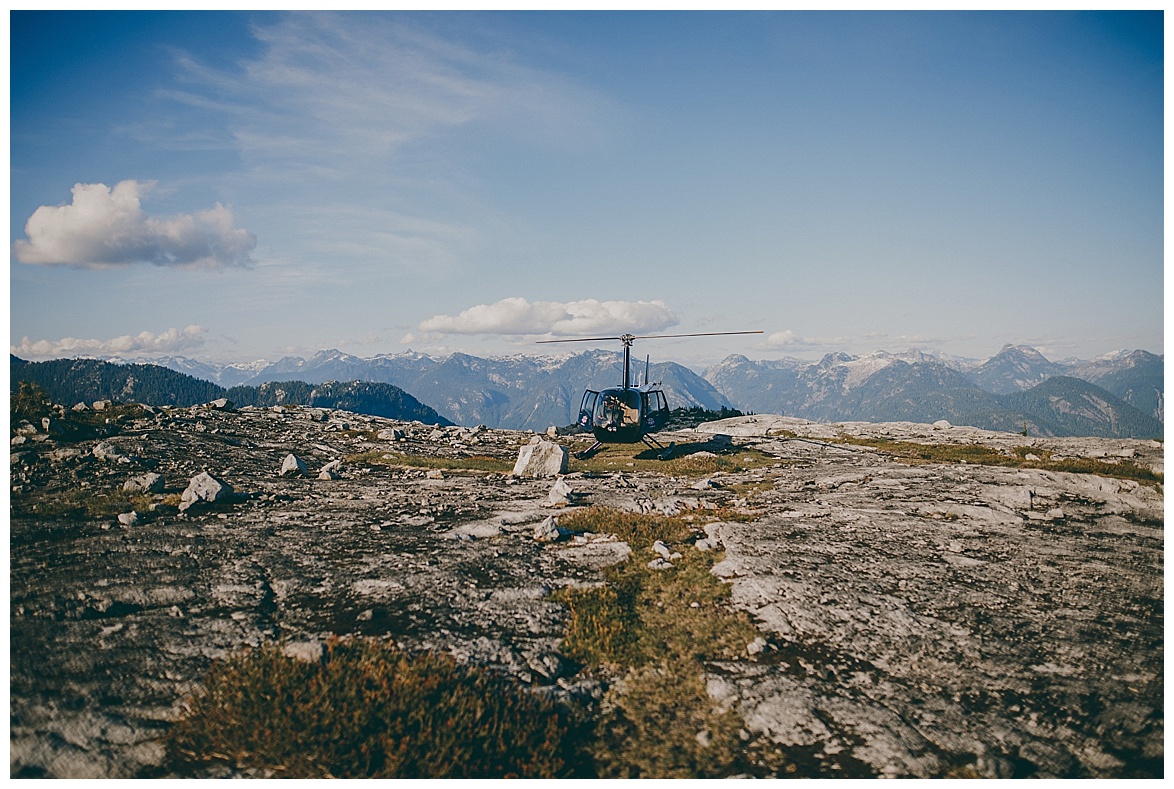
<box><xmin>165</xmin><ymin>638</ymin><xmax>587</xmax><ymax>778</ymax></box>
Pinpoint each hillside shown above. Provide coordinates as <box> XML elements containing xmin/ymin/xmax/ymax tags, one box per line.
<box><xmin>9</xmin><ymin>401</ymin><xmax>1163</xmax><ymax>778</ymax></box>
<box><xmin>10</xmin><ymin>356</ymin><xmax>450</xmax><ymax>426</ymax></box>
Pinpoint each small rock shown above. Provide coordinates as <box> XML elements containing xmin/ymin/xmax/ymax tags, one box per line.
<box><xmin>534</xmin><ymin>515</ymin><xmax>571</xmax><ymax>543</ymax></box>
<box><xmin>124</xmin><ymin>473</ymin><xmax>165</xmax><ymax>494</ymax></box>
<box><xmin>180</xmin><ymin>472</ymin><xmax>233</xmax><ymax>511</ymax></box>
<box><xmin>281</xmin><ymin>641</ymin><xmax>324</xmax><ymax>663</ymax></box>
<box><xmin>280</xmin><ymin>454</ymin><xmax>308</xmax><ymax>477</ymax></box>
<box><xmin>92</xmin><ymin>400</ymin><xmax>110</xmax><ymax>411</ymax></box>
<box><xmin>426</xmin><ymin>469</ymin><xmax>444</xmax><ymax>480</ymax></box>
<box><xmin>932</xmin><ymin>420</ymin><xmax>952</xmax><ymax>429</ymax></box>
<box><xmin>696</xmin><ymin>729</ymin><xmax>713</xmax><ymax>748</ymax></box>
<box><xmin>545</xmin><ymin>478</ymin><xmax>574</xmax><ymax>507</ymax></box>
<box><xmin>1024</xmin><ymin>453</ymin><xmax>1041</xmax><ymax>462</ymax></box>
<box><xmin>692</xmin><ymin>477</ymin><xmax>719</xmax><ymax>490</ymax></box>
<box><xmin>378</xmin><ymin>428</ymin><xmax>406</xmax><ymax>441</ymax></box>
<box><xmin>206</xmin><ymin>398</ymin><xmax>234</xmax><ymax>411</ymax></box>
<box><xmin>92</xmin><ymin>442</ymin><xmax>125</xmax><ymax>462</ymax></box>
<box><xmin>546</xmin><ymin>426</ymin><xmax>559</xmax><ymax>437</ymax></box>
<box><xmin>647</xmin><ymin>558</ymin><xmax>674</xmax><ymax>570</ymax></box>
<box><xmin>117</xmin><ymin>511</ymin><xmax>140</xmax><ymax>527</ymax></box>
<box><xmin>651</xmin><ymin>540</ymin><xmax>673</xmax><ymax>559</ymax></box>
<box><xmin>1046</xmin><ymin>508</ymin><xmax>1066</xmax><ymax>521</ymax></box>
<box><xmin>72</xmin><ymin>402</ymin><xmax>89</xmax><ymax>412</ymax></box>
<box><xmin>318</xmin><ymin>460</ymin><xmax>343</xmax><ymax>480</ymax></box>
<box><xmin>513</xmin><ymin>439</ymin><xmax>569</xmax><ymax>478</ymax></box>
<box><xmin>747</xmin><ymin>636</ymin><xmax>767</xmax><ymax>656</ymax></box>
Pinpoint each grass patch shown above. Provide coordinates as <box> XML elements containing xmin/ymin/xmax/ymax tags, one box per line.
<box><xmin>345</xmin><ymin>450</ymin><xmax>515</xmax><ymax>475</ymax></box>
<box><xmin>838</xmin><ymin>436</ymin><xmax>1162</xmax><ymax>486</ymax></box>
<box><xmin>20</xmin><ymin>485</ymin><xmax>154</xmax><ymax>519</ymax></box>
<box><xmin>551</xmin><ymin>507</ymin><xmax>788</xmax><ymax>777</ymax></box>
<box><xmin>165</xmin><ymin>638</ymin><xmax>588</xmax><ymax>778</ymax></box>
<box><xmin>569</xmin><ymin>443</ymin><xmax>774</xmax><ymax>477</ymax></box>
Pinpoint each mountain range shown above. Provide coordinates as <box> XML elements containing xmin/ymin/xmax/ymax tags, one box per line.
<box><xmin>83</xmin><ymin>344</ymin><xmax>1162</xmax><ymax>439</ymax></box>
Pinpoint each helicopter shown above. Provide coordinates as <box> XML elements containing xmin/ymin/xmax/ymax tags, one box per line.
<box><xmin>536</xmin><ymin>331</ymin><xmax>762</xmax><ymax>459</ymax></box>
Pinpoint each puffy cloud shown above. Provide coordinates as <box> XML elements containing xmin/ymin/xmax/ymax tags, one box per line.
<box><xmin>760</xmin><ymin>330</ymin><xmax>850</xmax><ymax>351</ymax></box>
<box><xmin>11</xmin><ymin>325</ymin><xmax>208</xmax><ymax>360</ymax></box>
<box><xmin>13</xmin><ymin>181</ymin><xmax>256</xmax><ymax>268</ymax></box>
<box><xmin>418</xmin><ymin>298</ymin><xmax>678</xmax><ymax>337</ymax></box>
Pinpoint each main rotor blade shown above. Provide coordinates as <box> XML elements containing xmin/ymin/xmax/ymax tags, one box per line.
<box><xmin>535</xmin><ymin>330</ymin><xmax>762</xmax><ymax>344</ymax></box>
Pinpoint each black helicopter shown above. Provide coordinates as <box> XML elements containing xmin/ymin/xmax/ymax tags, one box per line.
<box><xmin>536</xmin><ymin>331</ymin><xmax>762</xmax><ymax>459</ymax></box>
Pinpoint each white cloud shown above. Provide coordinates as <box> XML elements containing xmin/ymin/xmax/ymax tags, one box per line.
<box><xmin>11</xmin><ymin>325</ymin><xmax>208</xmax><ymax>360</ymax></box>
<box><xmin>418</xmin><ymin>297</ymin><xmax>678</xmax><ymax>337</ymax></box>
<box><xmin>760</xmin><ymin>330</ymin><xmax>850</xmax><ymax>351</ymax></box>
<box><xmin>13</xmin><ymin>181</ymin><xmax>256</xmax><ymax>268</ymax></box>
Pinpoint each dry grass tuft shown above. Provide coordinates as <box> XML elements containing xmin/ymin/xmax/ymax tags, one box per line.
<box><xmin>165</xmin><ymin>638</ymin><xmax>587</xmax><ymax>778</ymax></box>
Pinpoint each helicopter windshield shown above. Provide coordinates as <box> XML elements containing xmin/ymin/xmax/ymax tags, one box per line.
<box><xmin>595</xmin><ymin>389</ymin><xmax>642</xmax><ymax>428</ymax></box>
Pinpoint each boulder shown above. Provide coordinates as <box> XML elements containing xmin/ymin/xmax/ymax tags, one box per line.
<box><xmin>513</xmin><ymin>439</ymin><xmax>568</xmax><ymax>478</ymax></box>
<box><xmin>92</xmin><ymin>400</ymin><xmax>111</xmax><ymax>411</ymax></box>
<box><xmin>279</xmin><ymin>454</ymin><xmax>308</xmax><ymax>477</ymax></box>
<box><xmin>318</xmin><ymin>460</ymin><xmax>343</xmax><ymax>480</ymax></box>
<box><xmin>117</xmin><ymin>511</ymin><xmax>140</xmax><ymax>527</ymax></box>
<box><xmin>179</xmin><ymin>472</ymin><xmax>233</xmax><ymax>511</ymax></box>
<box><xmin>123</xmin><ymin>473</ymin><xmax>165</xmax><ymax>495</ymax></box>
<box><xmin>206</xmin><ymin>398</ymin><xmax>234</xmax><ymax>411</ymax></box>
<box><xmin>378</xmin><ymin>427</ymin><xmax>406</xmax><ymax>441</ymax></box>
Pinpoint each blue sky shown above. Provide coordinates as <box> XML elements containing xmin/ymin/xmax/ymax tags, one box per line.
<box><xmin>9</xmin><ymin>10</ymin><xmax>1164</xmax><ymax>367</ymax></box>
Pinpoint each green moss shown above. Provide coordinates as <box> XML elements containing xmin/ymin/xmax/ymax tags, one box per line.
<box><xmin>838</xmin><ymin>436</ymin><xmax>1162</xmax><ymax>486</ymax></box>
<box><xmin>551</xmin><ymin>508</ymin><xmax>784</xmax><ymax>777</ymax></box>
<box><xmin>165</xmin><ymin>638</ymin><xmax>588</xmax><ymax>778</ymax></box>
<box><xmin>568</xmin><ymin>443</ymin><xmax>773</xmax><ymax>476</ymax></box>
<box><xmin>22</xmin><ymin>485</ymin><xmax>154</xmax><ymax>520</ymax></box>
<box><xmin>345</xmin><ymin>451</ymin><xmax>514</xmax><ymax>474</ymax></box>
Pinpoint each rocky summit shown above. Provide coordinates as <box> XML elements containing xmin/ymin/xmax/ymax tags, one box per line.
<box><xmin>9</xmin><ymin>402</ymin><xmax>1164</xmax><ymax>778</ymax></box>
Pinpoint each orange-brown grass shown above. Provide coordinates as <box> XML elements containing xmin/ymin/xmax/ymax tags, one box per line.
<box><xmin>165</xmin><ymin>638</ymin><xmax>587</xmax><ymax>778</ymax></box>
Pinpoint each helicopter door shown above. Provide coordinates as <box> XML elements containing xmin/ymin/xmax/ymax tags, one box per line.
<box><xmin>578</xmin><ymin>390</ymin><xmax>599</xmax><ymax>428</ymax></box>
<box><xmin>642</xmin><ymin>390</ymin><xmax>669</xmax><ymax>431</ymax></box>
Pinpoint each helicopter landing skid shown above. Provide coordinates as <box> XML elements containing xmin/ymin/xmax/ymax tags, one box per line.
<box><xmin>576</xmin><ymin>440</ymin><xmax>604</xmax><ymax>460</ymax></box>
<box><xmin>642</xmin><ymin>435</ymin><xmax>676</xmax><ymax>460</ymax></box>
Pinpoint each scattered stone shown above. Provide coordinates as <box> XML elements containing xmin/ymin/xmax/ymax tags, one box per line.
<box><xmin>179</xmin><ymin>472</ymin><xmax>233</xmax><ymax>511</ymax></box>
<box><xmin>279</xmin><ymin>454</ymin><xmax>309</xmax><ymax>477</ymax></box>
<box><xmin>512</xmin><ymin>439</ymin><xmax>568</xmax><ymax>478</ymax></box>
<box><xmin>281</xmin><ymin>641</ymin><xmax>324</xmax><ymax>663</ymax></box>
<box><xmin>117</xmin><ymin>512</ymin><xmax>140</xmax><ymax>527</ymax></box>
<box><xmin>425</xmin><ymin>469</ymin><xmax>444</xmax><ymax>480</ymax></box>
<box><xmin>92</xmin><ymin>400</ymin><xmax>110</xmax><ymax>411</ymax></box>
<box><xmin>746</xmin><ymin>636</ymin><xmax>768</xmax><ymax>656</ymax></box>
<box><xmin>72</xmin><ymin>402</ymin><xmax>89</xmax><ymax>412</ymax></box>
<box><xmin>533</xmin><ymin>515</ymin><xmax>572</xmax><ymax>543</ymax></box>
<box><xmin>318</xmin><ymin>460</ymin><xmax>343</xmax><ymax>480</ymax></box>
<box><xmin>647</xmin><ymin>557</ymin><xmax>674</xmax><ymax>570</ymax></box>
<box><xmin>92</xmin><ymin>442</ymin><xmax>126</xmax><ymax>462</ymax></box>
<box><xmin>123</xmin><ymin>473</ymin><xmax>165</xmax><ymax>495</ymax></box>
<box><xmin>545</xmin><ymin>478</ymin><xmax>574</xmax><ymax>507</ymax></box>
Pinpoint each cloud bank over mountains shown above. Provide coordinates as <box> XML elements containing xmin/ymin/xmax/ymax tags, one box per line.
<box><xmin>412</xmin><ymin>297</ymin><xmax>678</xmax><ymax>339</ymax></box>
<box><xmin>11</xmin><ymin>325</ymin><xmax>208</xmax><ymax>359</ymax></box>
<box><xmin>12</xmin><ymin>181</ymin><xmax>256</xmax><ymax>269</ymax></box>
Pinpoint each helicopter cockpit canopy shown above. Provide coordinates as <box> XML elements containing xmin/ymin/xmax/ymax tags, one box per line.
<box><xmin>595</xmin><ymin>388</ymin><xmax>641</xmax><ymax>429</ymax></box>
